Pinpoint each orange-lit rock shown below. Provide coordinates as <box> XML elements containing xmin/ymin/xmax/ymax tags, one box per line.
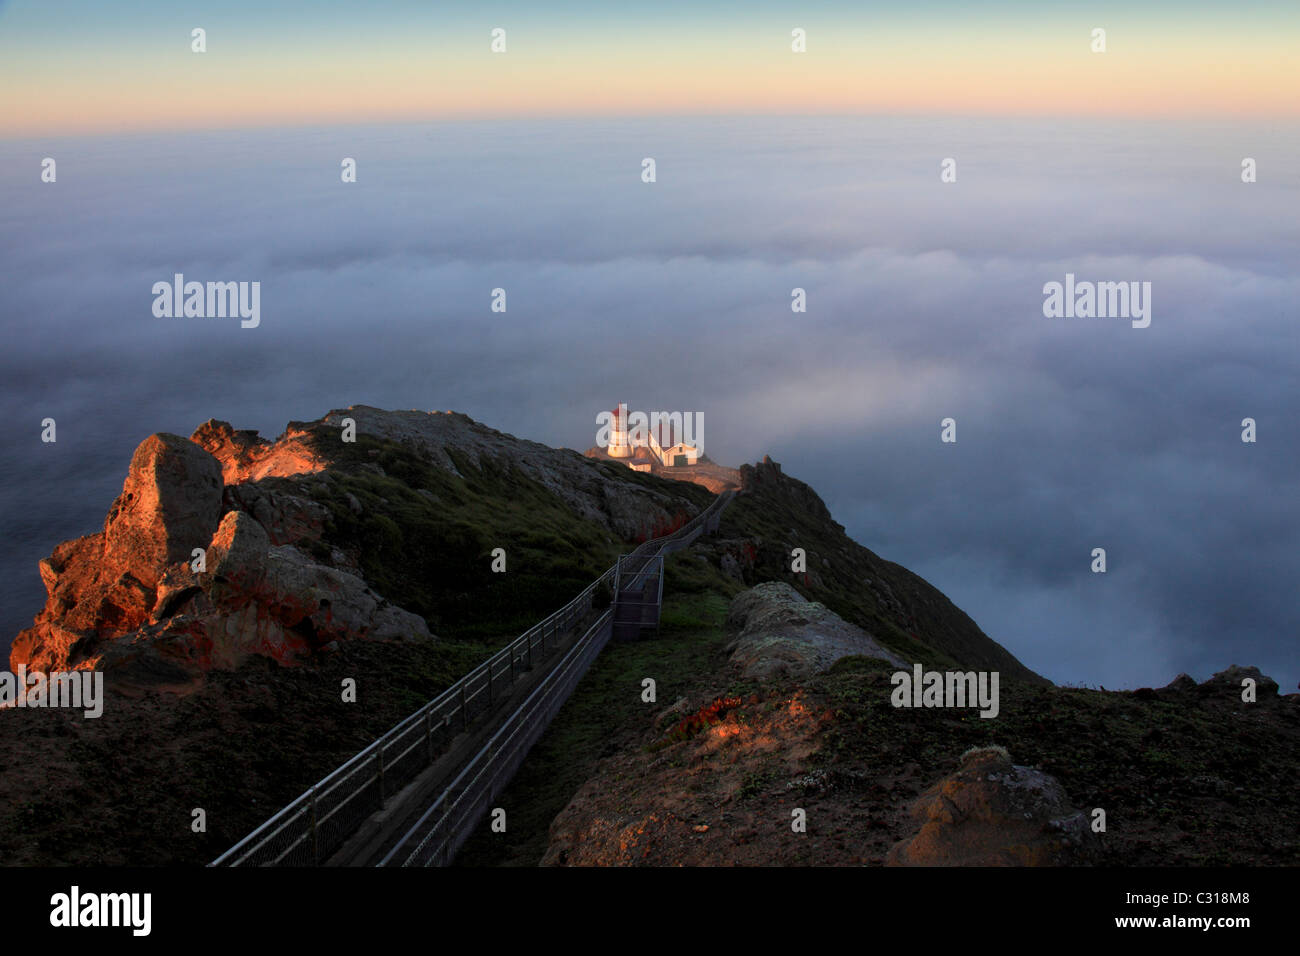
<box><xmin>191</xmin><ymin>419</ymin><xmax>328</xmax><ymax>484</ymax></box>
<box><xmin>13</xmin><ymin>433</ymin><xmax>223</xmax><ymax>675</ymax></box>
<box><xmin>885</xmin><ymin>746</ymin><xmax>1100</xmax><ymax>867</ymax></box>
<box><xmin>12</xmin><ymin>426</ymin><xmax>432</xmax><ymax>690</ymax></box>
<box><xmin>100</xmin><ymin>433</ymin><xmax>224</xmax><ymax>591</ymax></box>
<box><xmin>13</xmin><ymin>405</ymin><xmax>724</xmax><ymax>692</ymax></box>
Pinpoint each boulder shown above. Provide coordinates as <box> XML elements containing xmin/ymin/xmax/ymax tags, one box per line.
<box><xmin>886</xmin><ymin>746</ymin><xmax>1101</xmax><ymax>866</ymax></box>
<box><xmin>207</xmin><ymin>510</ymin><xmax>270</xmax><ymax>589</ymax></box>
<box><xmin>100</xmin><ymin>433</ymin><xmax>223</xmax><ymax>591</ymax></box>
<box><xmin>725</xmin><ymin>581</ymin><xmax>905</xmax><ymax>681</ymax></box>
<box><xmin>222</xmin><ymin>482</ymin><xmax>330</xmax><ymax>545</ymax></box>
<box><xmin>9</xmin><ymin>620</ymin><xmax>94</xmax><ymax>676</ymax></box>
<box><xmin>11</xmin><ymin>430</ymin><xmax>433</xmax><ymax>685</ymax></box>
<box><xmin>1199</xmin><ymin>665</ymin><xmax>1279</xmax><ymax>699</ymax></box>
<box><xmin>197</xmin><ymin>512</ymin><xmax>433</xmax><ymax>668</ymax></box>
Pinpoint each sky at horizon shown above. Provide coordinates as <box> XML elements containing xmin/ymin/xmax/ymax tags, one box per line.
<box><xmin>2</xmin><ymin>1</ymin><xmax>1300</xmax><ymax>135</ymax></box>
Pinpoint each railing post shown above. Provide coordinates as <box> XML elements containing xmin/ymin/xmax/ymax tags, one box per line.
<box><xmin>309</xmin><ymin>786</ymin><xmax>319</xmax><ymax>865</ymax></box>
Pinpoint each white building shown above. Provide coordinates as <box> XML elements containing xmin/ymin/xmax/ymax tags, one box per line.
<box><xmin>606</xmin><ymin>403</ymin><xmax>700</xmax><ymax>468</ymax></box>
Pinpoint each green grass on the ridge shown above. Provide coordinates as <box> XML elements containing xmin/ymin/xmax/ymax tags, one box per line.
<box><xmin>286</xmin><ymin>425</ymin><xmax>710</xmax><ymax>643</ymax></box>
<box><xmin>453</xmin><ymin>559</ymin><xmax>734</xmax><ymax>867</ymax></box>
<box><xmin>802</xmin><ymin>657</ymin><xmax>1299</xmax><ymax>865</ymax></box>
<box><xmin>716</xmin><ymin>477</ymin><xmax>1040</xmax><ymax>682</ymax></box>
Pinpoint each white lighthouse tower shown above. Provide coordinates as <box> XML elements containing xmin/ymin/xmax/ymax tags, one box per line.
<box><xmin>607</xmin><ymin>402</ymin><xmax>632</xmax><ymax>458</ymax></box>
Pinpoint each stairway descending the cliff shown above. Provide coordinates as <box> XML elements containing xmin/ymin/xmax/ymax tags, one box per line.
<box><xmin>210</xmin><ymin>490</ymin><xmax>732</xmax><ymax>868</ymax></box>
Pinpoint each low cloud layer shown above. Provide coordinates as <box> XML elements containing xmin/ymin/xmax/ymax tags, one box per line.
<box><xmin>1</xmin><ymin>117</ymin><xmax>1296</xmax><ymax>690</ymax></box>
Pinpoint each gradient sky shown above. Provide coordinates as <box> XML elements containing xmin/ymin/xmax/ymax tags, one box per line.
<box><xmin>2</xmin><ymin>1</ymin><xmax>1299</xmax><ymax>134</ymax></box>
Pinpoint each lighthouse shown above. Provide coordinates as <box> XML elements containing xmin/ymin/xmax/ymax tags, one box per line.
<box><xmin>607</xmin><ymin>403</ymin><xmax>632</xmax><ymax>458</ymax></box>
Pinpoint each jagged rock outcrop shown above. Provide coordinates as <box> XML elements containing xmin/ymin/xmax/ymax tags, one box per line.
<box><xmin>13</xmin><ymin>434</ymin><xmax>225</xmax><ymax>674</ymax></box>
<box><xmin>1200</xmin><ymin>664</ymin><xmax>1279</xmax><ymax>698</ymax></box>
<box><xmin>726</xmin><ymin>582</ymin><xmax>906</xmax><ymax>680</ymax></box>
<box><xmin>886</xmin><ymin>746</ymin><xmax>1100</xmax><ymax>866</ymax></box>
<box><xmin>12</xmin><ymin>406</ymin><xmax>715</xmax><ymax>689</ymax></box>
<box><xmin>12</xmin><ymin>426</ymin><xmax>432</xmax><ymax>687</ymax></box>
<box><xmin>100</xmin><ymin>433</ymin><xmax>225</xmax><ymax>588</ymax></box>
<box><xmin>221</xmin><ymin>478</ymin><xmax>331</xmax><ymax>546</ymax></box>
<box><xmin>191</xmin><ymin>418</ymin><xmax>328</xmax><ymax>484</ymax></box>
<box><xmin>202</xmin><ymin>510</ymin><xmax>431</xmax><ymax>664</ymax></box>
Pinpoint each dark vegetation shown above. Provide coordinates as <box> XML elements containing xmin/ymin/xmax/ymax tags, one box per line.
<box><xmin>454</xmin><ymin>585</ymin><xmax>734</xmax><ymax>867</ymax></box>
<box><xmin>713</xmin><ymin>463</ymin><xmax>1046</xmax><ymax>683</ymax></box>
<box><xmin>301</xmin><ymin>427</ymin><xmax>629</xmax><ymax>640</ymax></box>
<box><xmin>0</xmin><ymin>426</ymin><xmax>715</xmax><ymax>866</ymax></box>
<box><xmin>797</xmin><ymin>656</ymin><xmax>1300</xmax><ymax>865</ymax></box>
<box><xmin>450</xmin><ymin>464</ymin><xmax>1300</xmax><ymax>867</ymax></box>
<box><xmin>0</xmin><ymin>636</ymin><xmax>483</xmax><ymax>865</ymax></box>
<box><xmin>12</xmin><ymin>430</ymin><xmax>1290</xmax><ymax>868</ymax></box>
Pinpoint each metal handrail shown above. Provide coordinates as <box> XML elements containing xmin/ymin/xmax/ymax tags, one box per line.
<box><xmin>386</xmin><ymin>489</ymin><xmax>733</xmax><ymax>866</ymax></box>
<box><xmin>211</xmin><ymin>489</ymin><xmax>732</xmax><ymax>866</ymax></box>
<box><xmin>381</xmin><ymin>609</ymin><xmax>615</xmax><ymax>867</ymax></box>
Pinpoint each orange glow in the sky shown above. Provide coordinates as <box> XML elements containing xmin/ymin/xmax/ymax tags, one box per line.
<box><xmin>1</xmin><ymin>23</ymin><xmax>1296</xmax><ymax>134</ymax></box>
